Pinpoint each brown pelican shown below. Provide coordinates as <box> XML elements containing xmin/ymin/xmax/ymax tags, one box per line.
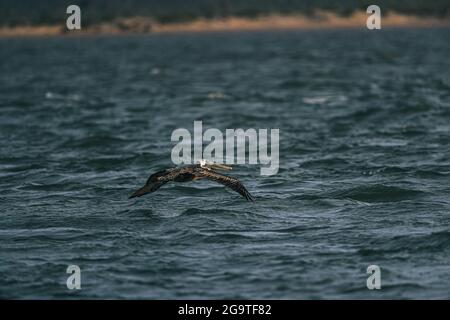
<box><xmin>129</xmin><ymin>160</ymin><xmax>254</xmax><ymax>201</ymax></box>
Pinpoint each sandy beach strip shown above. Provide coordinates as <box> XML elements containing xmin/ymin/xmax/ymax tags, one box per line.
<box><xmin>0</xmin><ymin>11</ymin><xmax>448</xmax><ymax>37</ymax></box>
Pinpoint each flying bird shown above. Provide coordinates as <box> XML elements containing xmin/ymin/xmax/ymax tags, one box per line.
<box><xmin>129</xmin><ymin>160</ymin><xmax>254</xmax><ymax>201</ymax></box>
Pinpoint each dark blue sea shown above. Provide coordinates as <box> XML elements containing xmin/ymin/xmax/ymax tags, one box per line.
<box><xmin>1</xmin><ymin>28</ymin><xmax>450</xmax><ymax>299</ymax></box>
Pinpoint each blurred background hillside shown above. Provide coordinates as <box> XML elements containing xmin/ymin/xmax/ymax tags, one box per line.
<box><xmin>1</xmin><ymin>0</ymin><xmax>449</xmax><ymax>27</ymax></box>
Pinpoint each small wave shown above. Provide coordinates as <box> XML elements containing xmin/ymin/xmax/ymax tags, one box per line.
<box><xmin>330</xmin><ymin>185</ymin><xmax>425</xmax><ymax>203</ymax></box>
<box><xmin>0</xmin><ymin>227</ymin><xmax>88</xmax><ymax>241</ymax></box>
<box><xmin>45</xmin><ymin>91</ymin><xmax>82</xmax><ymax>102</ymax></box>
<box><xmin>117</xmin><ymin>208</ymin><xmax>155</xmax><ymax>217</ymax></box>
<box><xmin>358</xmin><ymin>230</ymin><xmax>450</xmax><ymax>255</ymax></box>
<box><xmin>278</xmin><ymin>79</ymin><xmax>307</xmax><ymax>89</ymax></box>
<box><xmin>300</xmin><ymin>157</ymin><xmax>350</xmax><ymax>169</ymax></box>
<box><xmin>59</xmin><ymin>135</ymin><xmax>127</xmax><ymax>149</ymax></box>
<box><xmin>180</xmin><ymin>207</ymin><xmax>240</xmax><ymax>216</ymax></box>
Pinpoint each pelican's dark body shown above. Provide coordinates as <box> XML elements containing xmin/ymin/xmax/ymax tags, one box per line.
<box><xmin>129</xmin><ymin>163</ymin><xmax>254</xmax><ymax>201</ymax></box>
<box><xmin>173</xmin><ymin>172</ymin><xmax>196</xmax><ymax>182</ymax></box>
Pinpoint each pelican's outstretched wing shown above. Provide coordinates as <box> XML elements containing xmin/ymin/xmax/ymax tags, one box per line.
<box><xmin>130</xmin><ymin>166</ymin><xmax>197</xmax><ymax>199</ymax></box>
<box><xmin>197</xmin><ymin>169</ymin><xmax>254</xmax><ymax>202</ymax></box>
<box><xmin>129</xmin><ymin>168</ymin><xmax>191</xmax><ymax>199</ymax></box>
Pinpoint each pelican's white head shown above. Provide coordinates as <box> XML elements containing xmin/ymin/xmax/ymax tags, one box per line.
<box><xmin>198</xmin><ymin>159</ymin><xmax>208</xmax><ymax>168</ymax></box>
<box><xmin>197</xmin><ymin>159</ymin><xmax>232</xmax><ymax>171</ymax></box>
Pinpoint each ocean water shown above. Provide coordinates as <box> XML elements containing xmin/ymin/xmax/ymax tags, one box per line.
<box><xmin>1</xmin><ymin>28</ymin><xmax>450</xmax><ymax>299</ymax></box>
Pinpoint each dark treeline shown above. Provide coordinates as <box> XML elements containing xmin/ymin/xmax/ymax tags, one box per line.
<box><xmin>0</xmin><ymin>0</ymin><xmax>449</xmax><ymax>26</ymax></box>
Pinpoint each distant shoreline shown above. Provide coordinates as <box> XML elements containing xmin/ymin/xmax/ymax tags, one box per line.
<box><xmin>1</xmin><ymin>11</ymin><xmax>449</xmax><ymax>37</ymax></box>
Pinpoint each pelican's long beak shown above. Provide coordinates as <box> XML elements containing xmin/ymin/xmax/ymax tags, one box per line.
<box><xmin>129</xmin><ymin>186</ymin><xmax>150</xmax><ymax>199</ymax></box>
<box><xmin>210</xmin><ymin>163</ymin><xmax>232</xmax><ymax>171</ymax></box>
